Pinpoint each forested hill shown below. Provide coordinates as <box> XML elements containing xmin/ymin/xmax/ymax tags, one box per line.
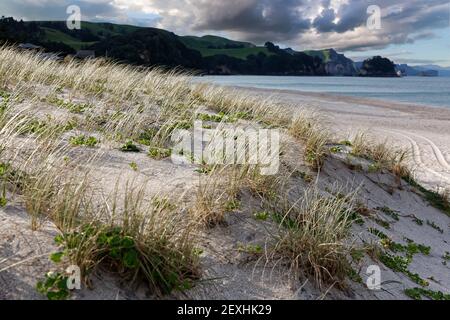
<box><xmin>0</xmin><ymin>17</ymin><xmax>398</xmax><ymax>77</ymax></box>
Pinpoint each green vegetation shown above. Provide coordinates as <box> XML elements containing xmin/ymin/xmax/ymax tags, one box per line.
<box><xmin>339</xmin><ymin>140</ymin><xmax>353</xmax><ymax>147</ymax></box>
<box><xmin>148</xmin><ymin>147</ymin><xmax>172</xmax><ymax>160</ymax></box>
<box><xmin>137</xmin><ymin>128</ymin><xmax>158</xmax><ymax>146</ymax></box>
<box><xmin>36</xmin><ymin>272</ymin><xmax>70</xmax><ymax>300</ymax></box>
<box><xmin>120</xmin><ymin>141</ymin><xmax>140</xmax><ymax>153</ymax></box>
<box><xmin>376</xmin><ymin>206</ymin><xmax>400</xmax><ymax>221</ymax></box>
<box><xmin>48</xmin><ymin>97</ymin><xmax>90</xmax><ymax>114</ymax></box>
<box><xmin>304</xmin><ymin>49</ymin><xmax>332</xmax><ymax>63</ymax></box>
<box><xmin>2</xmin><ymin>17</ymin><xmax>326</xmax><ymax>76</ymax></box>
<box><xmin>42</xmin><ymin>27</ymin><xmax>96</xmax><ymax>51</ymax></box>
<box><xmin>442</xmin><ymin>252</ymin><xmax>450</xmax><ymax>266</ymax></box>
<box><xmin>370</xmin><ymin>228</ymin><xmax>430</xmax><ymax>257</ymax></box>
<box><xmin>380</xmin><ymin>253</ymin><xmax>428</xmax><ymax>286</ymax></box>
<box><xmin>359</xmin><ymin>56</ymin><xmax>398</xmax><ymax>77</ymax></box>
<box><xmin>370</xmin><ymin>228</ymin><xmax>431</xmax><ymax>287</ymax></box>
<box><xmin>196</xmin><ymin>111</ymin><xmax>248</xmax><ymax>123</ymax></box>
<box><xmin>195</xmin><ymin>164</ymin><xmax>213</xmax><ymax>175</ymax></box>
<box><xmin>349</xmin><ymin>211</ymin><xmax>365</xmax><ymax>226</ymax></box>
<box><xmin>0</xmin><ymin>90</ymin><xmax>10</xmax><ymax>113</ymax></box>
<box><xmin>129</xmin><ymin>162</ymin><xmax>138</xmax><ymax>171</ymax></box>
<box><xmin>347</xmin><ymin>268</ymin><xmax>363</xmax><ymax>284</ymax></box>
<box><xmin>224</xmin><ymin>199</ymin><xmax>240</xmax><ymax>212</ymax></box>
<box><xmin>351</xmin><ymin>132</ymin><xmax>409</xmax><ymax>177</ymax></box>
<box><xmin>404</xmin><ymin>175</ymin><xmax>450</xmax><ymax>217</ymax></box>
<box><xmin>49</xmin><ymin>223</ymin><xmax>199</xmax><ymax>295</ymax></box>
<box><xmin>405</xmin><ymin>287</ymin><xmax>450</xmax><ymax>300</ymax></box>
<box><xmin>426</xmin><ymin>220</ymin><xmax>444</xmax><ymax>234</ymax></box>
<box><xmin>330</xmin><ymin>146</ymin><xmax>343</xmax><ymax>153</ymax></box>
<box><xmin>253</xmin><ymin>211</ymin><xmax>270</xmax><ymax>221</ymax></box>
<box><xmin>374</xmin><ymin>217</ymin><xmax>391</xmax><ymax>229</ymax></box>
<box><xmin>412</xmin><ymin>216</ymin><xmax>424</xmax><ymax>226</ymax></box>
<box><xmin>269</xmin><ymin>187</ymin><xmax>357</xmax><ymax>287</ymax></box>
<box><xmin>237</xmin><ymin>243</ymin><xmax>263</xmax><ymax>255</ymax></box>
<box><xmin>180</xmin><ymin>35</ymin><xmax>271</xmax><ymax>59</ymax></box>
<box><xmin>198</xmin><ymin>47</ymin><xmax>272</xmax><ymax>59</ymax></box>
<box><xmin>69</xmin><ymin>135</ymin><xmax>99</xmax><ymax>147</ymax></box>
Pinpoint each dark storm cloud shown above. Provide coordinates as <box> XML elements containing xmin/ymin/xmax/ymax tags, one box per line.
<box><xmin>312</xmin><ymin>0</ymin><xmax>369</xmax><ymax>34</ymax></box>
<box><xmin>2</xmin><ymin>0</ymin><xmax>450</xmax><ymax>51</ymax></box>
<box><xmin>189</xmin><ymin>0</ymin><xmax>311</xmax><ymax>41</ymax></box>
<box><xmin>312</xmin><ymin>8</ymin><xmax>336</xmax><ymax>33</ymax></box>
<box><xmin>0</xmin><ymin>0</ymin><xmax>122</xmax><ymax>21</ymax></box>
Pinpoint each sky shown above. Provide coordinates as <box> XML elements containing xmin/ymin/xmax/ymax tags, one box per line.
<box><xmin>1</xmin><ymin>0</ymin><xmax>450</xmax><ymax>66</ymax></box>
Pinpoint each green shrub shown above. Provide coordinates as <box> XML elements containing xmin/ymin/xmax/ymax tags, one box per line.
<box><xmin>148</xmin><ymin>147</ymin><xmax>171</xmax><ymax>160</ymax></box>
<box><xmin>36</xmin><ymin>272</ymin><xmax>70</xmax><ymax>300</ymax></box>
<box><xmin>70</xmin><ymin>135</ymin><xmax>99</xmax><ymax>147</ymax></box>
<box><xmin>120</xmin><ymin>141</ymin><xmax>140</xmax><ymax>153</ymax></box>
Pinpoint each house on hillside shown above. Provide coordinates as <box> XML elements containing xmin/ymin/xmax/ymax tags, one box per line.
<box><xmin>18</xmin><ymin>43</ymin><xmax>42</xmax><ymax>50</ymax></box>
<box><xmin>37</xmin><ymin>52</ymin><xmax>63</xmax><ymax>61</ymax></box>
<box><xmin>75</xmin><ymin>50</ymin><xmax>95</xmax><ymax>59</ymax></box>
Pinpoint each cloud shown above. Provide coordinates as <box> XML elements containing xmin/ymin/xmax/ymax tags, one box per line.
<box><xmin>0</xmin><ymin>0</ymin><xmax>122</xmax><ymax>21</ymax></box>
<box><xmin>2</xmin><ymin>0</ymin><xmax>450</xmax><ymax>52</ymax></box>
<box><xmin>188</xmin><ymin>0</ymin><xmax>311</xmax><ymax>41</ymax></box>
<box><xmin>114</xmin><ymin>0</ymin><xmax>450</xmax><ymax>51</ymax></box>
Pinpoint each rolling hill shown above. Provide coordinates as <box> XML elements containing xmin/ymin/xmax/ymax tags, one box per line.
<box><xmin>1</xmin><ymin>18</ymin><xmax>324</xmax><ymax>75</ymax></box>
<box><xmin>0</xmin><ymin>17</ymin><xmax>411</xmax><ymax>77</ymax></box>
<box><xmin>180</xmin><ymin>35</ymin><xmax>273</xmax><ymax>59</ymax></box>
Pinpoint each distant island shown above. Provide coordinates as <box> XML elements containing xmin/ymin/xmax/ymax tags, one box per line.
<box><xmin>0</xmin><ymin>17</ymin><xmax>443</xmax><ymax>77</ymax></box>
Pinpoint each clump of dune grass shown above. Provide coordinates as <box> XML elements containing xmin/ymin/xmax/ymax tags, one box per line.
<box><xmin>289</xmin><ymin>110</ymin><xmax>329</xmax><ymax>170</ymax></box>
<box><xmin>191</xmin><ymin>164</ymin><xmax>243</xmax><ymax>227</ymax></box>
<box><xmin>50</xmin><ymin>181</ymin><xmax>200</xmax><ymax>295</ymax></box>
<box><xmin>269</xmin><ymin>185</ymin><xmax>356</xmax><ymax>288</ymax></box>
<box><xmin>351</xmin><ymin>132</ymin><xmax>410</xmax><ymax>177</ymax></box>
<box><xmin>191</xmin><ymin>84</ymin><xmax>290</xmax><ymax>127</ymax></box>
<box><xmin>22</xmin><ymin>163</ymin><xmax>200</xmax><ymax>295</ymax></box>
<box><xmin>191</xmin><ymin>162</ymin><xmax>279</xmax><ymax>227</ymax></box>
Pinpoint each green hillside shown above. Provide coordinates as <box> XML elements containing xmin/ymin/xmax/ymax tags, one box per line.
<box><xmin>180</xmin><ymin>35</ymin><xmax>254</xmax><ymax>49</ymax></box>
<box><xmin>78</xmin><ymin>21</ymin><xmax>140</xmax><ymax>37</ymax></box>
<box><xmin>42</xmin><ymin>27</ymin><xmax>94</xmax><ymax>50</ymax></box>
<box><xmin>303</xmin><ymin>49</ymin><xmax>332</xmax><ymax>63</ymax></box>
<box><xmin>180</xmin><ymin>35</ymin><xmax>272</xmax><ymax>59</ymax></box>
<box><xmin>24</xmin><ymin>21</ymin><xmax>272</xmax><ymax>60</ymax></box>
<box><xmin>197</xmin><ymin>46</ymin><xmax>272</xmax><ymax>59</ymax></box>
<box><xmin>2</xmin><ymin>18</ymin><xmax>326</xmax><ymax>75</ymax></box>
<box><xmin>34</xmin><ymin>21</ymin><xmax>141</xmax><ymax>50</ymax></box>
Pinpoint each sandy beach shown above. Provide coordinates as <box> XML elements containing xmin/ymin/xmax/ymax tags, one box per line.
<box><xmin>235</xmin><ymin>86</ymin><xmax>450</xmax><ymax>191</ymax></box>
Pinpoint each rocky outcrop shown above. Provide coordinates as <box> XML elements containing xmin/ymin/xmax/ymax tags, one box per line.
<box><xmin>359</xmin><ymin>56</ymin><xmax>399</xmax><ymax>77</ymax></box>
<box><xmin>303</xmin><ymin>49</ymin><xmax>357</xmax><ymax>76</ymax></box>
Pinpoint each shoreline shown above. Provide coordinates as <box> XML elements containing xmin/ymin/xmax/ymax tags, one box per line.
<box><xmin>231</xmin><ymin>85</ymin><xmax>450</xmax><ymax>189</ymax></box>
<box><xmin>230</xmin><ymin>85</ymin><xmax>450</xmax><ymax>116</ymax></box>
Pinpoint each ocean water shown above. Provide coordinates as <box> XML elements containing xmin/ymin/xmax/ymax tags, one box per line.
<box><xmin>196</xmin><ymin>76</ymin><xmax>450</xmax><ymax>108</ymax></box>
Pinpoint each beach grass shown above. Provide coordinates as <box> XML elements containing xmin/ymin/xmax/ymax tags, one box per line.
<box><xmin>2</xmin><ymin>45</ymin><xmax>441</xmax><ymax>299</ymax></box>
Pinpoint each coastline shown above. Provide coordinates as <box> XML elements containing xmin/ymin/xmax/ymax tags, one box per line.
<box><xmin>232</xmin><ymin>85</ymin><xmax>450</xmax><ymax>189</ymax></box>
